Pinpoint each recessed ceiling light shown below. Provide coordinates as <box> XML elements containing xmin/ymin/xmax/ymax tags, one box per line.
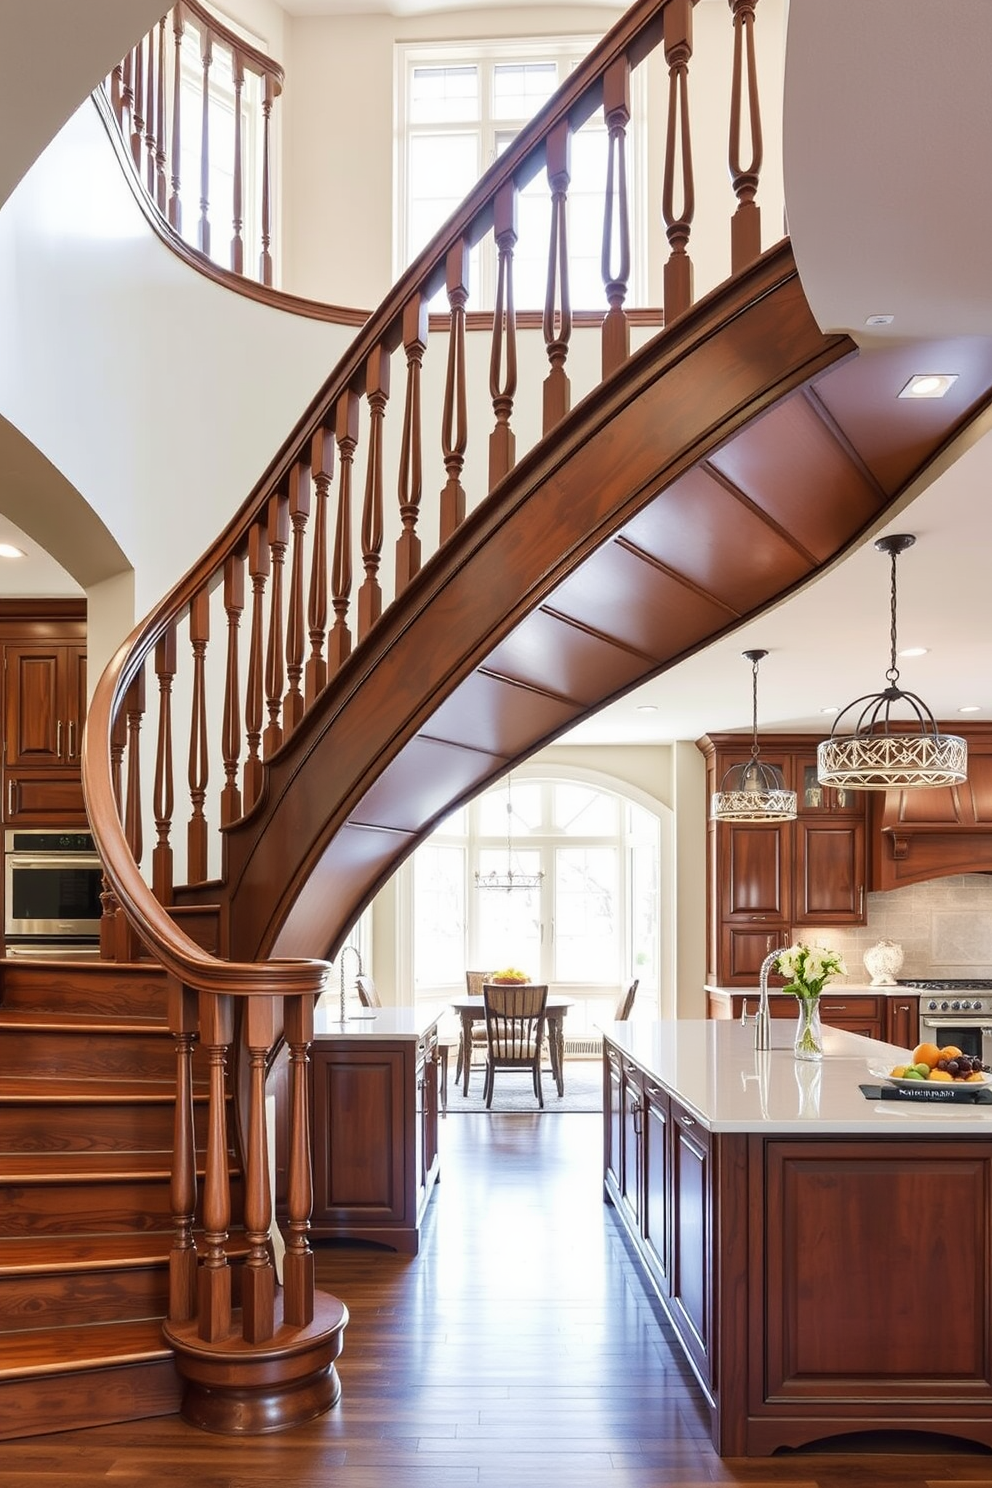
<box><xmin>959</xmin><ymin>706</ymin><xmax>982</xmax><ymax>714</ymax></box>
<box><xmin>898</xmin><ymin>374</ymin><xmax>958</xmax><ymax>400</ymax></box>
<box><xmin>636</xmin><ymin>704</ymin><xmax>658</xmax><ymax>714</ymax></box>
<box><xmin>0</xmin><ymin>543</ymin><xmax>26</xmax><ymax>559</ymax></box>
<box><xmin>897</xmin><ymin>646</ymin><xmax>928</xmax><ymax>658</ymax></box>
<box><xmin>865</xmin><ymin>314</ymin><xmax>894</xmax><ymax>326</ymax></box>
<box><xmin>820</xmin><ymin>706</ymin><xmax>840</xmax><ymax>715</ymax></box>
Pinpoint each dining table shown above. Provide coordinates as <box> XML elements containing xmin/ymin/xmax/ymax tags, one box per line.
<box><xmin>449</xmin><ymin>993</ymin><xmax>575</xmax><ymax>1098</ymax></box>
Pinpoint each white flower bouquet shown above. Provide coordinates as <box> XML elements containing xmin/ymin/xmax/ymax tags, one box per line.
<box><xmin>776</xmin><ymin>942</ymin><xmax>847</xmax><ymax>999</ymax></box>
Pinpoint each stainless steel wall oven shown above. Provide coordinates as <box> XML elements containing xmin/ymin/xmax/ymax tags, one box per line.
<box><xmin>4</xmin><ymin>829</ymin><xmax>103</xmax><ymax>949</ymax></box>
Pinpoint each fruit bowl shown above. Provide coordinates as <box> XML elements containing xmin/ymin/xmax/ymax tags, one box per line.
<box><xmin>866</xmin><ymin>1061</ymin><xmax>992</xmax><ymax>1090</ymax></box>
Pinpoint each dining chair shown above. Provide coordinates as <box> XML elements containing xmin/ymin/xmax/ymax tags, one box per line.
<box><xmin>457</xmin><ymin>969</ymin><xmax>494</xmax><ymax>1085</ymax></box>
<box><xmin>614</xmin><ymin>978</ymin><xmax>639</xmax><ymax>1022</ymax></box>
<box><xmin>482</xmin><ymin>982</ymin><xmax>549</xmax><ymax>1109</ymax></box>
<box><xmin>356</xmin><ymin>973</ymin><xmax>382</xmax><ymax>1008</ymax></box>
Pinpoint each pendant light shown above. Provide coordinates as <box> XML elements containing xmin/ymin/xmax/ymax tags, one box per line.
<box><xmin>711</xmin><ymin>650</ymin><xmax>797</xmax><ymax>822</ymax></box>
<box><xmin>817</xmin><ymin>534</ymin><xmax>967</xmax><ymax>790</ymax></box>
<box><xmin>475</xmin><ymin>774</ymin><xmax>545</xmax><ymax>890</ymax></box>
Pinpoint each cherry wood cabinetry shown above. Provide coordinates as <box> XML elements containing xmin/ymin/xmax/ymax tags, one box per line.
<box><xmin>706</xmin><ymin>989</ymin><xmax>918</xmax><ymax>1047</ymax></box>
<box><xmin>309</xmin><ymin>1023</ymin><xmax>440</xmax><ymax>1254</ymax></box>
<box><xmin>604</xmin><ymin>1046</ymin><xmax>714</xmax><ymax>1395</ymax></box>
<box><xmin>871</xmin><ymin>723</ymin><xmax>992</xmax><ymax>888</ymax></box>
<box><xmin>699</xmin><ymin>734</ymin><xmax>868</xmax><ymax>987</ymax></box>
<box><xmin>1</xmin><ymin>606</ymin><xmax>87</xmax><ymax>827</ymax></box>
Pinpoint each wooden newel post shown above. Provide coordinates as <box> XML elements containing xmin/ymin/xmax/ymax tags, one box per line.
<box><xmin>282</xmin><ymin>993</ymin><xmax>316</xmax><ymax>1328</ymax></box>
<box><xmin>242</xmin><ymin>994</ymin><xmax>277</xmax><ymax>1344</ymax></box>
<box><xmin>197</xmin><ymin>990</ymin><xmax>234</xmax><ymax>1343</ymax></box>
<box><xmin>168</xmin><ymin>976</ymin><xmax>200</xmax><ymax>1324</ymax></box>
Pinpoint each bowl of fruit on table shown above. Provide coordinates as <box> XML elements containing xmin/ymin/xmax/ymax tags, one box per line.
<box><xmin>869</xmin><ymin>1042</ymin><xmax>991</xmax><ymax>1089</ymax></box>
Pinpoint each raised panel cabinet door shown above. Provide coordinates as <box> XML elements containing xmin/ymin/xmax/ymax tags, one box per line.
<box><xmin>604</xmin><ymin>1048</ymin><xmax>623</xmax><ymax>1195</ymax></box>
<box><xmin>311</xmin><ymin>1046</ymin><xmax>407</xmax><ymax>1226</ymax></box>
<box><xmin>719</xmin><ymin>924</ymin><xmax>792</xmax><ymax>987</ymax></box>
<box><xmin>720</xmin><ymin>821</ymin><xmax>790</xmax><ymax>921</ymax></box>
<box><xmin>621</xmin><ymin>1062</ymin><xmax>642</xmax><ymax>1229</ymax></box>
<box><xmin>670</xmin><ymin>1101</ymin><xmax>713</xmax><ymax>1386</ymax></box>
<box><xmin>641</xmin><ymin>1080</ymin><xmax>670</xmax><ymax>1296</ymax></box>
<box><xmin>794</xmin><ymin>820</ymin><xmax>866</xmax><ymax>924</ymax></box>
<box><xmin>886</xmin><ymin>997</ymin><xmax>918</xmax><ymax>1051</ymax></box>
<box><xmin>65</xmin><ymin>645</ymin><xmax>87</xmax><ymax>765</ymax></box>
<box><xmin>4</xmin><ymin>646</ymin><xmax>63</xmax><ymax>766</ymax></box>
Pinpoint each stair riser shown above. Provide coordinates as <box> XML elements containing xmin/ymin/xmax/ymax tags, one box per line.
<box><xmin>0</xmin><ymin>966</ymin><xmax>169</xmax><ymax>1019</ymax></box>
<box><xmin>0</xmin><ymin>1102</ymin><xmax>209</xmax><ymax>1153</ymax></box>
<box><xmin>0</xmin><ymin>1264</ymin><xmax>170</xmax><ymax>1330</ymax></box>
<box><xmin>0</xmin><ymin>1358</ymin><xmax>181</xmax><ymax>1440</ymax></box>
<box><xmin>0</xmin><ymin>1180</ymin><xmax>190</xmax><ymax>1236</ymax></box>
<box><xmin>0</xmin><ymin>1031</ymin><xmax>176</xmax><ymax>1080</ymax></box>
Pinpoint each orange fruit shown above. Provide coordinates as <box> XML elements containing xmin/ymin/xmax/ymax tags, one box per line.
<box><xmin>912</xmin><ymin>1042</ymin><xmax>942</xmax><ymax>1069</ymax></box>
<box><xmin>939</xmin><ymin>1045</ymin><xmax>963</xmax><ymax>1061</ymax></box>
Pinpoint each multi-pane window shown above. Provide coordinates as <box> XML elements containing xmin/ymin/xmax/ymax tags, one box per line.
<box><xmin>410</xmin><ymin>777</ymin><xmax>660</xmax><ymax>1027</ymax></box>
<box><xmin>396</xmin><ymin>40</ymin><xmax>643</xmax><ymax>309</ymax></box>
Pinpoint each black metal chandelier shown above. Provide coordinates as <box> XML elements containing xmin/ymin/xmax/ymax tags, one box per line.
<box><xmin>711</xmin><ymin>650</ymin><xmax>797</xmax><ymax>822</ymax></box>
<box><xmin>816</xmin><ymin>534</ymin><xmax>967</xmax><ymax>791</ymax></box>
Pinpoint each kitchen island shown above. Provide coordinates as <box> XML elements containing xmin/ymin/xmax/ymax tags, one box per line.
<box><xmin>603</xmin><ymin>1018</ymin><xmax>992</xmax><ymax>1456</ymax></box>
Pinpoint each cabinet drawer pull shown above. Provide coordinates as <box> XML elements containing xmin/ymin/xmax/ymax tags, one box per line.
<box><xmin>823</xmin><ymin>1003</ymin><xmax>847</xmax><ymax>1012</ymax></box>
<box><xmin>57</xmin><ymin>720</ymin><xmax>63</xmax><ymax>759</ymax></box>
<box><xmin>68</xmin><ymin>721</ymin><xmax>77</xmax><ymax>761</ymax></box>
<box><xmin>680</xmin><ymin>1114</ymin><xmax>695</xmax><ymax>1128</ymax></box>
<box><xmin>6</xmin><ymin>778</ymin><xmax>13</xmax><ymax>815</ymax></box>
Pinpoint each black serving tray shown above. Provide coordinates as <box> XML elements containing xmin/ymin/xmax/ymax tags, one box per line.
<box><xmin>860</xmin><ymin>1082</ymin><xmax>992</xmax><ymax>1105</ymax></box>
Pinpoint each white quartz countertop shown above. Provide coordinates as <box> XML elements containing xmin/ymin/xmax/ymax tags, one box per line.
<box><xmin>601</xmin><ymin>1019</ymin><xmax>992</xmax><ymax>1135</ymax></box>
<box><xmin>705</xmin><ymin>983</ymin><xmax>912</xmax><ymax>998</ymax></box>
<box><xmin>312</xmin><ymin>1004</ymin><xmax>436</xmax><ymax>1041</ymax></box>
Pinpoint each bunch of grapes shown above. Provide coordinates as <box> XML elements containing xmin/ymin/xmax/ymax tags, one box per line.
<box><xmin>936</xmin><ymin>1053</ymin><xmax>988</xmax><ymax>1079</ymax></box>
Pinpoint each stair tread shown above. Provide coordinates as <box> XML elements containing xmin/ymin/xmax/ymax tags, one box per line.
<box><xmin>0</xmin><ymin>1150</ymin><xmax>224</xmax><ymax>1180</ymax></box>
<box><xmin>0</xmin><ymin>1076</ymin><xmax>182</xmax><ymax>1103</ymax></box>
<box><xmin>0</xmin><ymin>1010</ymin><xmax>168</xmax><ymax>1032</ymax></box>
<box><xmin>0</xmin><ymin>1317</ymin><xmax>173</xmax><ymax>1376</ymax></box>
<box><xmin>0</xmin><ymin>1231</ymin><xmax>249</xmax><ymax>1274</ymax></box>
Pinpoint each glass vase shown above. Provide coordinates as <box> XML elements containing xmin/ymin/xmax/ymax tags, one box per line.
<box><xmin>794</xmin><ymin>994</ymin><xmax>823</xmax><ymax>1061</ymax></box>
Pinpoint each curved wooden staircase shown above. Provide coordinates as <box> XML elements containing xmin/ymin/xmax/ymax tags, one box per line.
<box><xmin>4</xmin><ymin>0</ymin><xmax>991</xmax><ymax>1444</ymax></box>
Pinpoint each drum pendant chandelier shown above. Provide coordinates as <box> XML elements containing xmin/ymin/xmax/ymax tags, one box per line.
<box><xmin>816</xmin><ymin>534</ymin><xmax>967</xmax><ymax>791</ymax></box>
<box><xmin>711</xmin><ymin>650</ymin><xmax>797</xmax><ymax>822</ymax></box>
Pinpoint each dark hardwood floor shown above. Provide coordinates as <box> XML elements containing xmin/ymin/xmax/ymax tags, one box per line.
<box><xmin>3</xmin><ymin>1101</ymin><xmax>992</xmax><ymax>1486</ymax></box>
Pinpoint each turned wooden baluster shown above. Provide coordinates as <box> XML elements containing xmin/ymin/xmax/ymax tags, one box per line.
<box><xmin>101</xmin><ymin>704</ymin><xmax>129</xmax><ymax>959</ymax></box>
<box><xmin>282</xmin><ymin>993</ymin><xmax>315</xmax><ymax>1328</ymax></box>
<box><xmin>263</xmin><ymin>493</ymin><xmax>289</xmax><ymax>758</ymax></box>
<box><xmin>662</xmin><ymin>0</ymin><xmax>695</xmax><ymax>323</ymax></box>
<box><xmin>242</xmin><ymin>995</ymin><xmax>277</xmax><ymax>1344</ymax></box>
<box><xmin>259</xmin><ymin>72</ymin><xmax>279</xmax><ymax>285</ymax></box>
<box><xmin>243</xmin><ymin>521</ymin><xmax>269</xmax><ymax>811</ymax></box>
<box><xmin>198</xmin><ymin>25</ymin><xmax>213</xmax><ymax>258</ymax></box>
<box><xmin>130</xmin><ymin>39</ymin><xmax>145</xmax><ymax>171</ymax></box>
<box><xmin>229</xmin><ymin>48</ymin><xmax>246</xmax><ymax>275</ymax></box>
<box><xmin>358</xmin><ymin>348</ymin><xmax>389</xmax><ymax>640</ymax></box>
<box><xmin>168</xmin><ymin>976</ymin><xmax>198</xmax><ymax>1324</ymax></box>
<box><xmin>601</xmin><ymin>57</ymin><xmax>632</xmax><ymax>377</ymax></box>
<box><xmin>395</xmin><ymin>295</ymin><xmax>427</xmax><ymax>594</ymax></box>
<box><xmin>729</xmin><ymin>0</ymin><xmax>763</xmax><ymax>273</ymax></box>
<box><xmin>110</xmin><ymin>60</ymin><xmax>124</xmax><ymax>126</ymax></box>
<box><xmin>143</xmin><ymin>24</ymin><xmax>158</xmax><ymax>197</ymax></box>
<box><xmin>440</xmin><ymin>242</ymin><xmax>469</xmax><ymax>541</ymax></box>
<box><xmin>123</xmin><ymin>671</ymin><xmax>145</xmax><ymax>871</ymax></box>
<box><xmin>153</xmin><ymin>17</ymin><xmax>167</xmax><ymax>212</ymax></box>
<box><xmin>284</xmin><ymin>461</ymin><xmax>311</xmax><ymax>733</ymax></box>
<box><xmin>153</xmin><ymin>624</ymin><xmax>177</xmax><ymax>904</ymax></box>
<box><xmin>543</xmin><ymin>119</ymin><xmax>572</xmax><ymax>434</ymax></box>
<box><xmin>328</xmin><ymin>391</ymin><xmax>359</xmax><ymax>674</ymax></box>
<box><xmin>220</xmin><ymin>554</ymin><xmax>244</xmax><ymax>827</ymax></box>
<box><xmin>168</xmin><ymin>8</ymin><xmax>184</xmax><ymax>232</ymax></box>
<box><xmin>489</xmin><ymin>181</ymin><xmax>518</xmax><ymax>491</ymax></box>
<box><xmin>197</xmin><ymin>991</ymin><xmax>233</xmax><ymax>1343</ymax></box>
<box><xmin>305</xmin><ymin>425</ymin><xmax>333</xmax><ymax>704</ymax></box>
<box><xmin>187</xmin><ymin>589</ymin><xmax>210</xmax><ymax>885</ymax></box>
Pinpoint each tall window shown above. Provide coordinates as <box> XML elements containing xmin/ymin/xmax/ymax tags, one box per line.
<box><xmin>411</xmin><ymin>776</ymin><xmax>660</xmax><ymax>1032</ymax></box>
<box><xmin>395</xmin><ymin>38</ymin><xmax>644</xmax><ymax>309</ymax></box>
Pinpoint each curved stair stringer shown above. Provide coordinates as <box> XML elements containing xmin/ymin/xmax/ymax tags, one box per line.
<box><xmin>219</xmin><ymin>242</ymin><xmax>870</xmax><ymax>962</ymax></box>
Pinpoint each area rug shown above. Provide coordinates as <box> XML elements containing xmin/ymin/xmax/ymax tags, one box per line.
<box><xmin>445</xmin><ymin>1062</ymin><xmax>603</xmax><ymax>1113</ymax></box>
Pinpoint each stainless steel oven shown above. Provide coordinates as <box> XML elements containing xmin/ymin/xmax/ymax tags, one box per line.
<box><xmin>901</xmin><ymin>979</ymin><xmax>992</xmax><ymax>1066</ymax></box>
<box><xmin>4</xmin><ymin>829</ymin><xmax>103</xmax><ymax>947</ymax></box>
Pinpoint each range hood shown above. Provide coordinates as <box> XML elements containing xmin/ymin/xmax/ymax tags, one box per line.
<box><xmin>871</xmin><ymin>735</ymin><xmax>992</xmax><ymax>890</ymax></box>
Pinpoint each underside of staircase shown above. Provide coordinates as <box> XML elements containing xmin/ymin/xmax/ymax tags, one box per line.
<box><xmin>0</xmin><ymin>961</ymin><xmax>245</xmax><ymax>1440</ymax></box>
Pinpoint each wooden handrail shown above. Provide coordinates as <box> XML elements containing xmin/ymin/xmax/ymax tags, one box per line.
<box><xmin>83</xmin><ymin>0</ymin><xmax>780</xmax><ymax>1427</ymax></box>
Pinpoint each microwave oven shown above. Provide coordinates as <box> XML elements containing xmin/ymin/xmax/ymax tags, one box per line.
<box><xmin>4</xmin><ymin>829</ymin><xmax>103</xmax><ymax>943</ymax></box>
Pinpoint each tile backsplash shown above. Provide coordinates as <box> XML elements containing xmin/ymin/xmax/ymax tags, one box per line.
<box><xmin>805</xmin><ymin>874</ymin><xmax>992</xmax><ymax>984</ymax></box>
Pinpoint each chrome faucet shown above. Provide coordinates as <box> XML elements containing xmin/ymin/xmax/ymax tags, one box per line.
<box><xmin>741</xmin><ymin>944</ymin><xmax>790</xmax><ymax>1051</ymax></box>
<box><xmin>338</xmin><ymin>943</ymin><xmax>363</xmax><ymax>1022</ymax></box>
